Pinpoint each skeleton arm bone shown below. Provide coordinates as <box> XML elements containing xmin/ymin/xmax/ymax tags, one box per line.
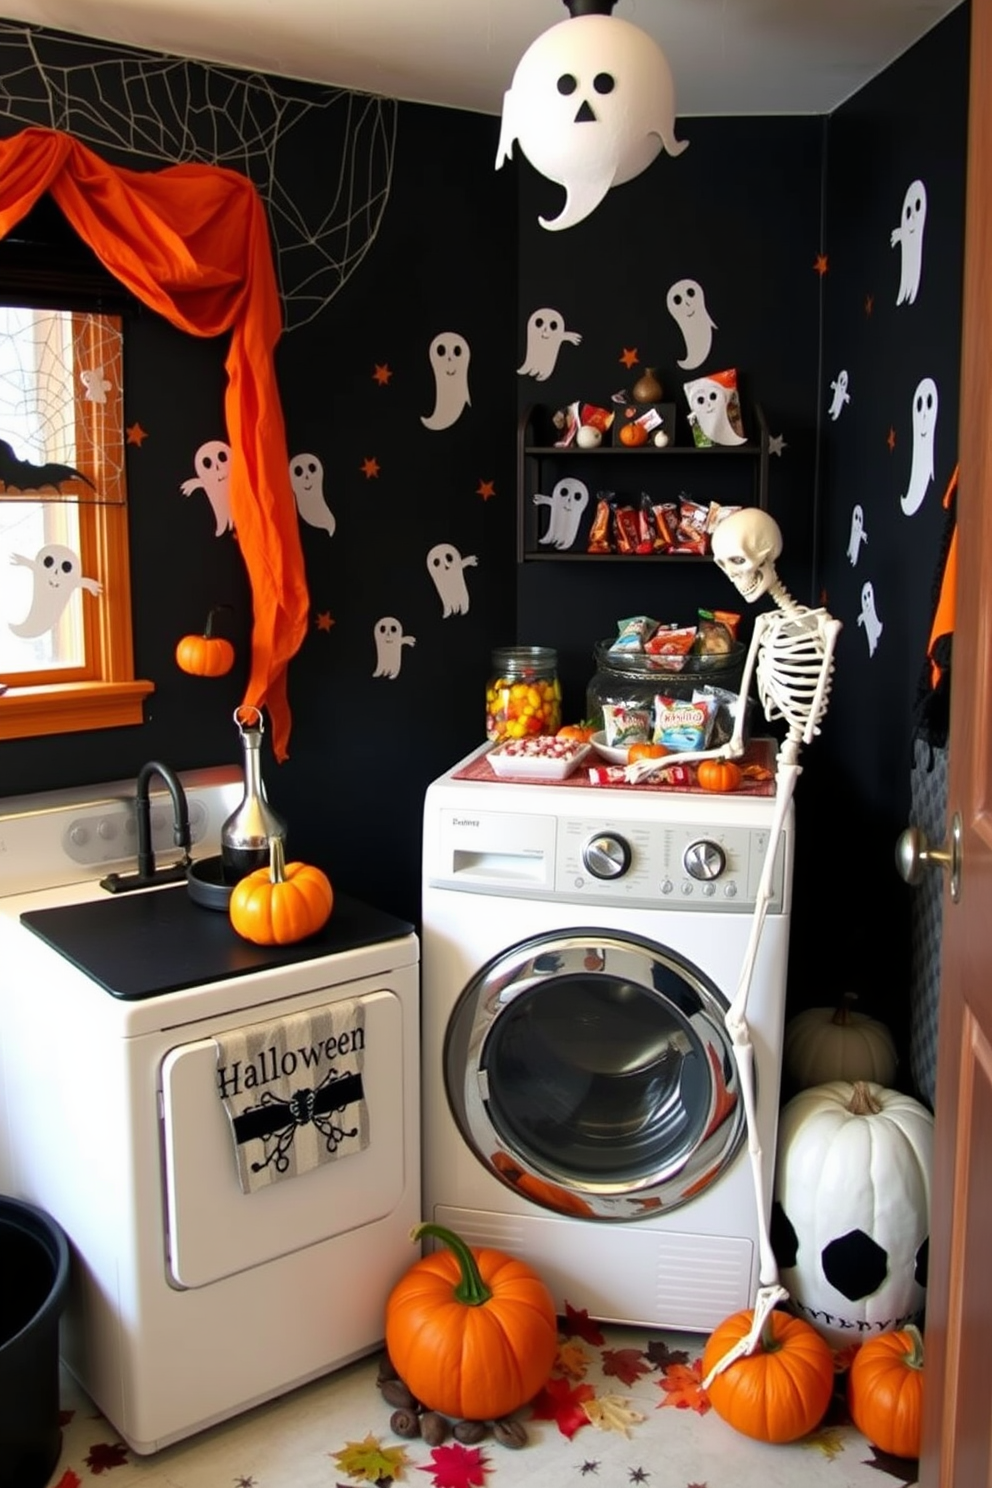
<box><xmin>803</xmin><ymin>616</ymin><xmax>842</xmax><ymax>745</ymax></box>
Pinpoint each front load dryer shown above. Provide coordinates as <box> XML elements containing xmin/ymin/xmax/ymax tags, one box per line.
<box><xmin>421</xmin><ymin>744</ymin><xmax>793</xmax><ymax>1333</ymax></box>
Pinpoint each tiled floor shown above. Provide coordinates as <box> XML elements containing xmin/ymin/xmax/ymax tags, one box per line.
<box><xmin>46</xmin><ymin>1321</ymin><xmax>920</xmax><ymax>1488</ymax></box>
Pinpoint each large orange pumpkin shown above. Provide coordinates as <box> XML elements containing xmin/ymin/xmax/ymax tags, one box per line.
<box><xmin>385</xmin><ymin>1222</ymin><xmax>558</xmax><ymax>1421</ymax></box>
<box><xmin>702</xmin><ymin>1307</ymin><xmax>834</xmax><ymax>1443</ymax></box>
<box><xmin>228</xmin><ymin>836</ymin><xmax>333</xmax><ymax>945</ymax></box>
<box><xmin>847</xmin><ymin>1325</ymin><xmax>924</xmax><ymax>1459</ymax></box>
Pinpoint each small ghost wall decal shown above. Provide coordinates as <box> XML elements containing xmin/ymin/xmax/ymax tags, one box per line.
<box><xmin>426</xmin><ymin>542</ymin><xmax>477</xmax><ymax>617</ymax></box>
<box><xmin>373</xmin><ymin>616</ymin><xmax>416</xmax><ymax>678</ymax></box>
<box><xmin>534</xmin><ymin>477</ymin><xmax>589</xmax><ymax>550</ymax></box>
<box><xmin>518</xmin><ymin>308</ymin><xmax>582</xmax><ymax>381</ymax></box>
<box><xmin>857</xmin><ymin>580</ymin><xmax>883</xmax><ymax>656</ymax></box>
<box><xmin>289</xmin><ymin>452</ymin><xmax>336</xmax><ymax>537</ymax></box>
<box><xmin>901</xmin><ymin>377</ymin><xmax>938</xmax><ymax>516</ymax></box>
<box><xmin>496</xmin><ymin>12</ymin><xmax>688</xmax><ymax>232</ymax></box>
<box><xmin>421</xmin><ymin>333</ymin><xmax>471</xmax><ymax>431</ymax></box>
<box><xmin>847</xmin><ymin>505</ymin><xmax>868</xmax><ymax>565</ymax></box>
<box><xmin>8</xmin><ymin>544</ymin><xmax>102</xmax><ymax>638</ymax></box>
<box><xmin>891</xmin><ymin>179</ymin><xmax>927</xmax><ymax>307</ymax></box>
<box><xmin>181</xmin><ymin>440</ymin><xmax>233</xmax><ymax>535</ymax></box>
<box><xmin>828</xmin><ymin>370</ymin><xmax>851</xmax><ymax>421</ymax></box>
<box><xmin>666</xmin><ymin>279</ymin><xmax>717</xmax><ymax>370</ymax></box>
<box><xmin>80</xmin><ymin>366</ymin><xmax>111</xmax><ymax>404</ymax></box>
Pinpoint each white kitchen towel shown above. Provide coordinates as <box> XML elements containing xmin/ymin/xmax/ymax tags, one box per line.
<box><xmin>214</xmin><ymin>1001</ymin><xmax>369</xmax><ymax>1194</ymax></box>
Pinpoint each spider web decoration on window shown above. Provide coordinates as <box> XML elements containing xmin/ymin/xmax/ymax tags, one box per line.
<box><xmin>0</xmin><ymin>308</ymin><xmax>123</xmax><ymax>497</ymax></box>
<box><xmin>0</xmin><ymin>22</ymin><xmax>397</xmax><ymax>332</ymax></box>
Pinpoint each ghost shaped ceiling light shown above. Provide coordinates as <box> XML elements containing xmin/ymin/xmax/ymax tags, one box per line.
<box><xmin>496</xmin><ymin>0</ymin><xmax>688</xmax><ymax>232</ymax></box>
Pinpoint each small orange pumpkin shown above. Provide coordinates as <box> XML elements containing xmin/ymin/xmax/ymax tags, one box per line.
<box><xmin>175</xmin><ymin>605</ymin><xmax>235</xmax><ymax>676</ymax></box>
<box><xmin>629</xmin><ymin>741</ymin><xmax>668</xmax><ymax>763</ymax></box>
<box><xmin>847</xmin><ymin>1325</ymin><xmax>924</xmax><ymax>1459</ymax></box>
<box><xmin>385</xmin><ymin>1222</ymin><xmax>558</xmax><ymax>1421</ymax></box>
<box><xmin>228</xmin><ymin>836</ymin><xmax>333</xmax><ymax>945</ymax></box>
<box><xmin>701</xmin><ymin>1307</ymin><xmax>835</xmax><ymax>1443</ymax></box>
<box><xmin>619</xmin><ymin>420</ymin><xmax>649</xmax><ymax>447</ymax></box>
<box><xmin>557</xmin><ymin>722</ymin><xmax>596</xmax><ymax>743</ymax></box>
<box><xmin>697</xmin><ymin>758</ymin><xmax>743</xmax><ymax>793</ymax></box>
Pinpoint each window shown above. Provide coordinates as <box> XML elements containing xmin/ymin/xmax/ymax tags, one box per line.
<box><xmin>0</xmin><ymin>302</ymin><xmax>152</xmax><ymax>740</ymax></box>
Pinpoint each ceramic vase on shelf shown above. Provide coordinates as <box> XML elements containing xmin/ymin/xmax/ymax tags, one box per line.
<box><xmin>631</xmin><ymin>367</ymin><xmax>664</xmax><ymax>403</ymax></box>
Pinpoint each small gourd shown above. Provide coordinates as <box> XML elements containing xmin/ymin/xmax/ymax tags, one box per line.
<box><xmin>175</xmin><ymin>605</ymin><xmax>235</xmax><ymax>677</ymax></box>
<box><xmin>384</xmin><ymin>1222</ymin><xmax>558</xmax><ymax>1422</ymax></box>
<box><xmin>228</xmin><ymin>835</ymin><xmax>333</xmax><ymax>945</ymax></box>
<box><xmin>847</xmin><ymin>1324</ymin><xmax>924</xmax><ymax>1459</ymax></box>
<box><xmin>701</xmin><ymin>1306</ymin><xmax>834</xmax><ymax>1443</ymax></box>
<box><xmin>784</xmin><ymin>993</ymin><xmax>898</xmax><ymax>1090</ymax></box>
<box><xmin>697</xmin><ymin>758</ymin><xmax>743</xmax><ymax>793</ymax></box>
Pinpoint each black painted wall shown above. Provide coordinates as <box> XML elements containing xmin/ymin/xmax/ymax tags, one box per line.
<box><xmin>0</xmin><ymin>4</ymin><xmax>971</xmax><ymax>1014</ymax></box>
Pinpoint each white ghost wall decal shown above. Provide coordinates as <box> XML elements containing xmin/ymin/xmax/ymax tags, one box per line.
<box><xmin>181</xmin><ymin>440</ymin><xmax>233</xmax><ymax>536</ymax></box>
<box><xmin>289</xmin><ymin>452</ymin><xmax>336</xmax><ymax>537</ymax></box>
<box><xmin>666</xmin><ymin>279</ymin><xmax>717</xmax><ymax>370</ymax></box>
<box><xmin>518</xmin><ymin>308</ymin><xmax>582</xmax><ymax>380</ymax></box>
<box><xmin>891</xmin><ymin>179</ymin><xmax>927</xmax><ymax>307</ymax></box>
<box><xmin>426</xmin><ymin>542</ymin><xmax>477</xmax><ymax>617</ymax></box>
<box><xmin>496</xmin><ymin>13</ymin><xmax>688</xmax><ymax>232</ymax></box>
<box><xmin>421</xmin><ymin>333</ymin><xmax>472</xmax><ymax>431</ymax></box>
<box><xmin>8</xmin><ymin>544</ymin><xmax>102</xmax><ymax>638</ymax></box>
<box><xmin>901</xmin><ymin>377</ymin><xmax>938</xmax><ymax>516</ymax></box>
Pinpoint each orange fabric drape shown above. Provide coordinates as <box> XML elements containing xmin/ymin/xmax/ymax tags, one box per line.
<box><xmin>927</xmin><ymin>463</ymin><xmax>958</xmax><ymax>690</ymax></box>
<box><xmin>0</xmin><ymin>127</ymin><xmax>309</xmax><ymax>760</ymax></box>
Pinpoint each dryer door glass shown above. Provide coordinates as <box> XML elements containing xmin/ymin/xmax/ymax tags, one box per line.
<box><xmin>444</xmin><ymin>930</ymin><xmax>745</xmax><ymax>1220</ymax></box>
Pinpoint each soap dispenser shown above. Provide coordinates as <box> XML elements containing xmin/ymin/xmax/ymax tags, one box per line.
<box><xmin>220</xmin><ymin>706</ymin><xmax>288</xmax><ymax>883</ymax></box>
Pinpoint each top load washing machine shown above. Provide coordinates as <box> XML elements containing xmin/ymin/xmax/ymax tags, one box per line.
<box><xmin>0</xmin><ymin>768</ymin><xmax>420</xmax><ymax>1454</ymax></box>
<box><xmin>421</xmin><ymin>743</ymin><xmax>793</xmax><ymax>1333</ymax></box>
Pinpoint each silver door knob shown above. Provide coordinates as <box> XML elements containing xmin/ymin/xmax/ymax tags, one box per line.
<box><xmin>895</xmin><ymin>814</ymin><xmax>961</xmax><ymax>902</ymax></box>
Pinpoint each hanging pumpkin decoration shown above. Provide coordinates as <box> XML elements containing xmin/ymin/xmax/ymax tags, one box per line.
<box><xmin>847</xmin><ymin>1324</ymin><xmax>924</xmax><ymax>1459</ymax></box>
<box><xmin>784</xmin><ymin>992</ymin><xmax>898</xmax><ymax>1090</ymax></box>
<box><xmin>772</xmin><ymin>1081</ymin><xmax>933</xmax><ymax>1348</ymax></box>
<box><xmin>696</xmin><ymin>758</ymin><xmax>743</xmax><ymax>793</ymax></box>
<box><xmin>228</xmin><ymin>836</ymin><xmax>333</xmax><ymax>945</ymax></box>
<box><xmin>701</xmin><ymin>1305</ymin><xmax>834</xmax><ymax>1443</ymax></box>
<box><xmin>384</xmin><ymin>1222</ymin><xmax>558</xmax><ymax>1421</ymax></box>
<box><xmin>175</xmin><ymin>604</ymin><xmax>235</xmax><ymax>676</ymax></box>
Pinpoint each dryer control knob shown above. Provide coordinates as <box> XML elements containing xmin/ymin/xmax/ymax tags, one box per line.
<box><xmin>683</xmin><ymin>839</ymin><xmax>726</xmax><ymax>881</ymax></box>
<box><xmin>582</xmin><ymin>833</ymin><xmax>631</xmax><ymax>880</ymax></box>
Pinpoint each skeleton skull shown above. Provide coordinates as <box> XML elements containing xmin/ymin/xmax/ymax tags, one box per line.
<box><xmin>711</xmin><ymin>508</ymin><xmax>783</xmax><ymax>604</ymax></box>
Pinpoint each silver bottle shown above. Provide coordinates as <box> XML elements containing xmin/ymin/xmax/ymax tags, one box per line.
<box><xmin>220</xmin><ymin>706</ymin><xmax>288</xmax><ymax>883</ymax></box>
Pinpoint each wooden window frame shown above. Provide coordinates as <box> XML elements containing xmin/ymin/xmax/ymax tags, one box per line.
<box><xmin>0</xmin><ymin>308</ymin><xmax>153</xmax><ymax>740</ymax></box>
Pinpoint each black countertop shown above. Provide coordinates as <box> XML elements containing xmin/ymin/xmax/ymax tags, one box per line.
<box><xmin>19</xmin><ymin>886</ymin><xmax>415</xmax><ymax>1000</ymax></box>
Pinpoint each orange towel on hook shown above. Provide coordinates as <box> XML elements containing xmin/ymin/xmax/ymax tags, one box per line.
<box><xmin>0</xmin><ymin>126</ymin><xmax>309</xmax><ymax>761</ymax></box>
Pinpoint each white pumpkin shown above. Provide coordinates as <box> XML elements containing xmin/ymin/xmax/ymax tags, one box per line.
<box><xmin>784</xmin><ymin>995</ymin><xmax>898</xmax><ymax>1091</ymax></box>
<box><xmin>772</xmin><ymin>1080</ymin><xmax>932</xmax><ymax>1349</ymax></box>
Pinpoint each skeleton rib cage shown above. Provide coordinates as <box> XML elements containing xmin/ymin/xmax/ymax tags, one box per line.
<box><xmin>755</xmin><ymin>609</ymin><xmax>836</xmax><ymax>737</ymax></box>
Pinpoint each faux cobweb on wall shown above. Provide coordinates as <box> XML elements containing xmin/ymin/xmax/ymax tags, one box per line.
<box><xmin>0</xmin><ymin>21</ymin><xmax>398</xmax><ymax>331</ymax></box>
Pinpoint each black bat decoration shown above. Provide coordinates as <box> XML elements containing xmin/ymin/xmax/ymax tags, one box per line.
<box><xmin>0</xmin><ymin>437</ymin><xmax>96</xmax><ymax>493</ymax></box>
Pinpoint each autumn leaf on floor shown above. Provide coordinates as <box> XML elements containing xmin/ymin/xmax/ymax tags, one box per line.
<box><xmin>554</xmin><ymin>1338</ymin><xmax>591</xmax><ymax>1379</ymax></box>
<box><xmin>801</xmin><ymin>1425</ymin><xmax>846</xmax><ymax>1460</ymax></box>
<box><xmin>332</xmin><ymin>1432</ymin><xmax>410</xmax><ymax>1482</ymax></box>
<box><xmin>84</xmin><ymin>1440</ymin><xmax>130</xmax><ymax>1472</ymax></box>
<box><xmin>601</xmin><ymin>1346</ymin><xmax>652</xmax><ymax>1387</ymax></box>
<box><xmin>531</xmin><ymin>1374</ymin><xmax>597</xmax><ymax>1438</ymax></box>
<box><xmin>645</xmin><ymin>1337</ymin><xmax>690</xmax><ymax>1370</ymax></box>
<box><xmin>417</xmin><ymin>1441</ymin><xmax>490</xmax><ymax>1488</ymax></box>
<box><xmin>656</xmin><ymin>1358</ymin><xmax>711</xmax><ymax>1414</ymax></box>
<box><xmin>582</xmin><ymin>1393</ymin><xmax>646</xmax><ymax>1436</ymax></box>
<box><xmin>560</xmin><ymin>1301</ymin><xmax>606</xmax><ymax>1346</ymax></box>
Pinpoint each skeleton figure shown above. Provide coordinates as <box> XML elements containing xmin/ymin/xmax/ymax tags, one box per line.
<box><xmin>628</xmin><ymin>508</ymin><xmax>843</xmax><ymax>1374</ymax></box>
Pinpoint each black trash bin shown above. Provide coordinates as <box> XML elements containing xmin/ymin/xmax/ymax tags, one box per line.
<box><xmin>0</xmin><ymin>1197</ymin><xmax>70</xmax><ymax>1488</ymax></box>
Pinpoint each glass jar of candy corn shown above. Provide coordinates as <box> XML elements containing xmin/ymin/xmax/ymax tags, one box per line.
<box><xmin>486</xmin><ymin>646</ymin><xmax>562</xmax><ymax>742</ymax></box>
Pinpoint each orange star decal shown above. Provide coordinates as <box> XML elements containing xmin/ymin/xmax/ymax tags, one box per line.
<box><xmin>360</xmin><ymin>457</ymin><xmax>380</xmax><ymax>479</ymax></box>
<box><xmin>887</xmin><ymin>427</ymin><xmax>897</xmax><ymax>451</ymax></box>
<box><xmin>372</xmin><ymin>363</ymin><xmax>393</xmax><ymax>386</ymax></box>
<box><xmin>315</xmin><ymin>611</ymin><xmax>335</xmax><ymax>631</ymax></box>
<box><xmin>813</xmin><ymin>253</ymin><xmax>829</xmax><ymax>276</ymax></box>
<box><xmin>477</xmin><ymin>479</ymin><xmax>496</xmax><ymax>501</ymax></box>
<box><xmin>864</xmin><ymin>293</ymin><xmax>874</xmax><ymax>316</ymax></box>
<box><xmin>619</xmin><ymin>348</ymin><xmax>639</xmax><ymax>369</ymax></box>
<box><xmin>126</xmin><ymin>422</ymin><xmax>148</xmax><ymax>446</ymax></box>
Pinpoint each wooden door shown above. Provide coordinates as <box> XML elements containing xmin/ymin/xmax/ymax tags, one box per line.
<box><xmin>918</xmin><ymin>0</ymin><xmax>992</xmax><ymax>1480</ymax></box>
